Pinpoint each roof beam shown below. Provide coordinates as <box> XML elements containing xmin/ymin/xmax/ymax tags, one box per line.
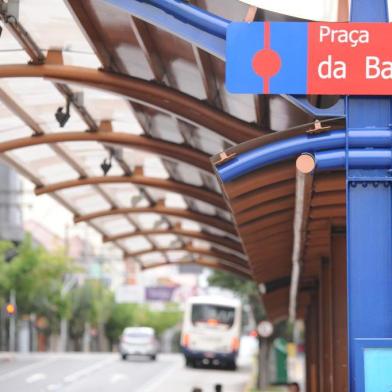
<box><xmin>0</xmin><ymin>64</ymin><xmax>262</xmax><ymax>143</ymax></box>
<box><xmin>73</xmin><ymin>205</ymin><xmax>236</xmax><ymax>235</ymax></box>
<box><xmin>103</xmin><ymin>227</ymin><xmax>242</xmax><ymax>252</ymax></box>
<box><xmin>0</xmin><ymin>131</ymin><xmax>212</xmax><ymax>174</ymax></box>
<box><xmin>192</xmin><ymin>45</ymin><xmax>222</xmax><ymax>108</ymax></box>
<box><xmin>0</xmin><ymin>88</ymin><xmax>43</xmax><ymax>135</ymax></box>
<box><xmin>143</xmin><ymin>258</ymin><xmax>251</xmax><ymax>278</ymax></box>
<box><xmin>34</xmin><ymin>175</ymin><xmax>227</xmax><ymax>210</ymax></box>
<box><xmin>129</xmin><ymin>16</ymin><xmax>170</xmax><ymax>84</ymax></box>
<box><xmin>126</xmin><ymin>245</ymin><xmax>246</xmax><ymax>266</ymax></box>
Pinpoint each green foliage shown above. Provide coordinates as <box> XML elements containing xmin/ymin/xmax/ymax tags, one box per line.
<box><xmin>105</xmin><ymin>303</ymin><xmax>138</xmax><ymax>345</ymax></box>
<box><xmin>0</xmin><ymin>236</ymin><xmax>75</xmax><ymax>328</ymax></box>
<box><xmin>208</xmin><ymin>270</ymin><xmax>258</xmax><ymax>297</ymax></box>
<box><xmin>208</xmin><ymin>270</ymin><xmax>265</xmax><ymax>322</ymax></box>
<box><xmin>105</xmin><ymin>302</ymin><xmax>182</xmax><ymax>344</ymax></box>
<box><xmin>69</xmin><ymin>280</ymin><xmax>115</xmax><ymax>341</ymax></box>
<box><xmin>0</xmin><ymin>236</ymin><xmax>183</xmax><ymax>349</ymax></box>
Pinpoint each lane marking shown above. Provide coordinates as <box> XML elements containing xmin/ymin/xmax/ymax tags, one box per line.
<box><xmin>134</xmin><ymin>359</ymin><xmax>183</xmax><ymax>392</ymax></box>
<box><xmin>26</xmin><ymin>372</ymin><xmax>47</xmax><ymax>383</ymax></box>
<box><xmin>63</xmin><ymin>356</ymin><xmax>116</xmax><ymax>384</ymax></box>
<box><xmin>110</xmin><ymin>373</ymin><xmax>128</xmax><ymax>384</ymax></box>
<box><xmin>0</xmin><ymin>357</ymin><xmax>57</xmax><ymax>382</ymax></box>
<box><xmin>46</xmin><ymin>383</ymin><xmax>62</xmax><ymax>391</ymax></box>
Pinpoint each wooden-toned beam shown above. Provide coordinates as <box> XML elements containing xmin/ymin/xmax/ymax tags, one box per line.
<box><xmin>35</xmin><ymin>175</ymin><xmax>226</xmax><ymax>210</ymax></box>
<box><xmin>0</xmin><ymin>64</ymin><xmax>262</xmax><ymax>143</ymax></box>
<box><xmin>142</xmin><ymin>258</ymin><xmax>251</xmax><ymax>278</ymax></box>
<box><xmin>73</xmin><ymin>205</ymin><xmax>236</xmax><ymax>235</ymax></box>
<box><xmin>129</xmin><ymin>16</ymin><xmax>168</xmax><ymax>84</ymax></box>
<box><xmin>192</xmin><ymin>46</ymin><xmax>222</xmax><ymax>108</ymax></box>
<box><xmin>0</xmin><ymin>88</ymin><xmax>43</xmax><ymax>135</ymax></box>
<box><xmin>0</xmin><ymin>131</ymin><xmax>212</xmax><ymax>174</ymax></box>
<box><xmin>103</xmin><ymin>227</ymin><xmax>242</xmax><ymax>253</ymax></box>
<box><xmin>126</xmin><ymin>245</ymin><xmax>246</xmax><ymax>266</ymax></box>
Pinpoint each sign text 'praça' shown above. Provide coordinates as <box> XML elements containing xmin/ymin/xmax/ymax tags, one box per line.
<box><xmin>226</xmin><ymin>22</ymin><xmax>392</xmax><ymax>95</ymax></box>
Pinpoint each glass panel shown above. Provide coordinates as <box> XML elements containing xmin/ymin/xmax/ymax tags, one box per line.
<box><xmin>133</xmin><ymin>213</ymin><xmax>169</xmax><ymax>230</ymax></box>
<box><xmin>1</xmin><ymin>78</ymin><xmax>86</xmax><ymax>132</ymax></box>
<box><xmin>120</xmin><ymin>236</ymin><xmax>152</xmax><ymax>252</ymax></box>
<box><xmin>0</xmin><ymin>28</ymin><xmax>30</xmax><ymax>64</ymax></box>
<box><xmin>19</xmin><ymin>0</ymin><xmax>101</xmax><ymax>67</ymax></box>
<box><xmin>94</xmin><ymin>216</ymin><xmax>134</xmax><ymax>236</ymax></box>
<box><xmin>165</xmin><ymin>193</ymin><xmax>187</xmax><ymax>209</ymax></box>
<box><xmin>139</xmin><ymin>252</ymin><xmax>164</xmax><ymax>264</ymax></box>
<box><xmin>151</xmin><ymin>234</ymin><xmax>178</xmax><ymax>248</ymax></box>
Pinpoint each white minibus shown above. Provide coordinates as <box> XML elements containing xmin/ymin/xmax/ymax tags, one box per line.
<box><xmin>181</xmin><ymin>296</ymin><xmax>242</xmax><ymax>370</ymax></box>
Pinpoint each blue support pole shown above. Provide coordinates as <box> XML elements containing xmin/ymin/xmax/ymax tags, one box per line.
<box><xmin>347</xmin><ymin>1</ymin><xmax>392</xmax><ymax>390</ymax></box>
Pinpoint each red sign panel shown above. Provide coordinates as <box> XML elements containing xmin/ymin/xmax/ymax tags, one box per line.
<box><xmin>226</xmin><ymin>22</ymin><xmax>392</xmax><ymax>95</ymax></box>
<box><xmin>308</xmin><ymin>23</ymin><xmax>392</xmax><ymax>94</ymax></box>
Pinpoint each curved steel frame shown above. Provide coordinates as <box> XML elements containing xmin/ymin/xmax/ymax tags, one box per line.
<box><xmin>0</xmin><ymin>64</ymin><xmax>262</xmax><ymax>143</ymax></box>
<box><xmin>0</xmin><ymin>131</ymin><xmax>212</xmax><ymax>174</ymax></box>
<box><xmin>103</xmin><ymin>228</ymin><xmax>242</xmax><ymax>252</ymax></box>
<box><xmin>74</xmin><ymin>205</ymin><xmax>236</xmax><ymax>235</ymax></box>
<box><xmin>105</xmin><ymin>0</ymin><xmax>229</xmax><ymax>59</ymax></box>
<box><xmin>35</xmin><ymin>175</ymin><xmax>226</xmax><ymax>210</ymax></box>
<box><xmin>217</xmin><ymin>129</ymin><xmax>392</xmax><ymax>182</ymax></box>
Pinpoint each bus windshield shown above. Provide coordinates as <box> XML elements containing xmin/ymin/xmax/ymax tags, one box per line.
<box><xmin>191</xmin><ymin>304</ymin><xmax>235</xmax><ymax>328</ymax></box>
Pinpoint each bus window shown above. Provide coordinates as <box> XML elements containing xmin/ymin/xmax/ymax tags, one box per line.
<box><xmin>191</xmin><ymin>304</ymin><xmax>235</xmax><ymax>328</ymax></box>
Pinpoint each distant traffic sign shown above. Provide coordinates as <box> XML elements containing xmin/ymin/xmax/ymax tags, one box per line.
<box><xmin>226</xmin><ymin>22</ymin><xmax>392</xmax><ymax>95</ymax></box>
<box><xmin>257</xmin><ymin>320</ymin><xmax>274</xmax><ymax>338</ymax></box>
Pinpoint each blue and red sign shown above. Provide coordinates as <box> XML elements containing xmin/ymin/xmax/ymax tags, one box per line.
<box><xmin>226</xmin><ymin>22</ymin><xmax>392</xmax><ymax>95</ymax></box>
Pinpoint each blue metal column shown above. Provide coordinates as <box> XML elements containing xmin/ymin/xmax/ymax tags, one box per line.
<box><xmin>347</xmin><ymin>1</ymin><xmax>392</xmax><ymax>390</ymax></box>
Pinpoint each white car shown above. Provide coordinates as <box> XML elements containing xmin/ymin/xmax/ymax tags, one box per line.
<box><xmin>119</xmin><ymin>327</ymin><xmax>159</xmax><ymax>361</ymax></box>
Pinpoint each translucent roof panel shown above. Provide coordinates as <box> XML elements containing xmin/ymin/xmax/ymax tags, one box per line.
<box><xmin>1</xmin><ymin>78</ymin><xmax>86</xmax><ymax>132</ymax></box>
<box><xmin>99</xmin><ymin>184</ymin><xmax>149</xmax><ymax>208</ymax></box>
<box><xmin>189</xmin><ymin>201</ymin><xmax>217</xmax><ymax>217</ymax></box>
<box><xmin>166</xmin><ymin>250</ymin><xmax>189</xmax><ymax>262</ymax></box>
<box><xmin>63</xmin><ymin>142</ymin><xmax>124</xmax><ymax>177</ymax></box>
<box><xmin>151</xmin><ymin>234</ymin><xmax>179</xmax><ymax>248</ymax></box>
<box><xmin>93</xmin><ymin>216</ymin><xmax>134</xmax><ymax>236</ymax></box>
<box><xmin>0</xmin><ymin>28</ymin><xmax>30</xmax><ymax>65</ymax></box>
<box><xmin>119</xmin><ymin>236</ymin><xmax>152</xmax><ymax>253</ymax></box>
<box><xmin>132</xmin><ymin>213</ymin><xmax>170</xmax><ymax>230</ymax></box>
<box><xmin>150</xmin><ymin>114</ymin><xmax>184</xmax><ymax>144</ymax></box>
<box><xmin>191</xmin><ymin>127</ymin><xmax>227</xmax><ymax>156</ymax></box>
<box><xmin>67</xmin><ymin>85</ymin><xmax>144</xmax><ymax>134</ymax></box>
<box><xmin>57</xmin><ymin>185</ymin><xmax>123</xmax><ymax>216</ymax></box>
<box><xmin>165</xmin><ymin>193</ymin><xmax>187</xmax><ymax>209</ymax></box>
<box><xmin>179</xmin><ymin>220</ymin><xmax>201</xmax><ymax>232</ymax></box>
<box><xmin>139</xmin><ymin>252</ymin><xmax>165</xmax><ymax>265</ymax></box>
<box><xmin>171</xmin><ymin>59</ymin><xmax>206</xmax><ymax>100</ymax></box>
<box><xmin>18</xmin><ymin>0</ymin><xmax>100</xmax><ymax>67</ymax></box>
<box><xmin>143</xmin><ymin>156</ymin><xmax>170</xmax><ymax>179</ymax></box>
<box><xmin>162</xmin><ymin>160</ymin><xmax>204</xmax><ymax>187</ymax></box>
<box><xmin>8</xmin><ymin>145</ymin><xmax>79</xmax><ymax>181</ymax></box>
<box><xmin>0</xmin><ymin>101</ymin><xmax>31</xmax><ymax>142</ymax></box>
<box><xmin>191</xmin><ymin>239</ymin><xmax>211</xmax><ymax>250</ymax></box>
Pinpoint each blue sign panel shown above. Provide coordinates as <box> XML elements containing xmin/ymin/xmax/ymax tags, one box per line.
<box><xmin>226</xmin><ymin>22</ymin><xmax>308</xmax><ymax>94</ymax></box>
<box><xmin>364</xmin><ymin>348</ymin><xmax>392</xmax><ymax>391</ymax></box>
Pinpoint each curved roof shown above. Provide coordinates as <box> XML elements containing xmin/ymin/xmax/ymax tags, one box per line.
<box><xmin>0</xmin><ymin>0</ymin><xmax>344</xmax><ymax>289</ymax></box>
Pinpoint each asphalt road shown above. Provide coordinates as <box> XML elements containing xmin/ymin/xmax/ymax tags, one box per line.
<box><xmin>0</xmin><ymin>352</ymin><xmax>252</xmax><ymax>392</ymax></box>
